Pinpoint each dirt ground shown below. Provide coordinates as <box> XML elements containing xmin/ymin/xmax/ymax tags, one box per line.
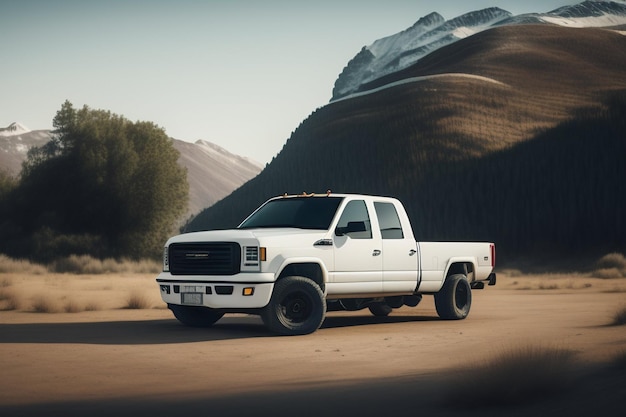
<box><xmin>1</xmin><ymin>272</ymin><xmax>625</xmax><ymax>416</ymax></box>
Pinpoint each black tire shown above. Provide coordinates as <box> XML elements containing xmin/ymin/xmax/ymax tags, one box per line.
<box><xmin>434</xmin><ymin>274</ymin><xmax>472</xmax><ymax>320</ymax></box>
<box><xmin>261</xmin><ymin>276</ymin><xmax>326</xmax><ymax>335</ymax></box>
<box><xmin>168</xmin><ymin>304</ymin><xmax>224</xmax><ymax>327</ymax></box>
<box><xmin>368</xmin><ymin>303</ymin><xmax>393</xmax><ymax>317</ymax></box>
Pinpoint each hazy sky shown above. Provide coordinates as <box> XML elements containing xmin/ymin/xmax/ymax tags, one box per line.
<box><xmin>2</xmin><ymin>0</ymin><xmax>585</xmax><ymax>163</ymax></box>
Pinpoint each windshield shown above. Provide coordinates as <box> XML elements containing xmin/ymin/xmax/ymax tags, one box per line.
<box><xmin>238</xmin><ymin>197</ymin><xmax>343</xmax><ymax>230</ymax></box>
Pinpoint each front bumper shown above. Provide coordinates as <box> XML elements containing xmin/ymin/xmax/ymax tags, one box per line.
<box><xmin>156</xmin><ymin>272</ymin><xmax>275</xmax><ymax>309</ymax></box>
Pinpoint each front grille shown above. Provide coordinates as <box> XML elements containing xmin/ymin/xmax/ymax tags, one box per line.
<box><xmin>169</xmin><ymin>242</ymin><xmax>241</xmax><ymax>275</ymax></box>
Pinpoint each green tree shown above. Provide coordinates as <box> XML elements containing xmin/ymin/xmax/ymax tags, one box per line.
<box><xmin>1</xmin><ymin>101</ymin><xmax>188</xmax><ymax>261</ymax></box>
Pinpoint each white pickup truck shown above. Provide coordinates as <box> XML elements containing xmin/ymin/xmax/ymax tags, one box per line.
<box><xmin>157</xmin><ymin>193</ymin><xmax>496</xmax><ymax>335</ymax></box>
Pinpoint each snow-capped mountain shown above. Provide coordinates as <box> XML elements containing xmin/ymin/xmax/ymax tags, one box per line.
<box><xmin>0</xmin><ymin>124</ymin><xmax>52</xmax><ymax>174</ymax></box>
<box><xmin>332</xmin><ymin>1</ymin><xmax>626</xmax><ymax>100</ymax></box>
<box><xmin>0</xmin><ymin>122</ymin><xmax>31</xmax><ymax>137</ymax></box>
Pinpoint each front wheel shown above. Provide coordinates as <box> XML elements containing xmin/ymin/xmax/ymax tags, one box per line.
<box><xmin>261</xmin><ymin>276</ymin><xmax>326</xmax><ymax>335</ymax></box>
<box><xmin>168</xmin><ymin>304</ymin><xmax>224</xmax><ymax>327</ymax></box>
<box><xmin>434</xmin><ymin>274</ymin><xmax>472</xmax><ymax>320</ymax></box>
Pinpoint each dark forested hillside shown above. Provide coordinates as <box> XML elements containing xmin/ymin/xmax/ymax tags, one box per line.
<box><xmin>187</xmin><ymin>25</ymin><xmax>626</xmax><ymax>262</ymax></box>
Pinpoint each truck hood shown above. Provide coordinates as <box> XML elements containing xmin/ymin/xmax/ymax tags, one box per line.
<box><xmin>167</xmin><ymin>228</ymin><xmax>329</xmax><ymax>245</ymax></box>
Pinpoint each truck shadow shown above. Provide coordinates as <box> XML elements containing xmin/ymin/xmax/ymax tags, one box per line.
<box><xmin>0</xmin><ymin>314</ymin><xmax>438</xmax><ymax>345</ymax></box>
<box><xmin>322</xmin><ymin>313</ymin><xmax>438</xmax><ymax>329</ymax></box>
<box><xmin>0</xmin><ymin>316</ymin><xmax>269</xmax><ymax>345</ymax></box>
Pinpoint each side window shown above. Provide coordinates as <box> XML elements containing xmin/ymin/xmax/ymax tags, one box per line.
<box><xmin>335</xmin><ymin>200</ymin><xmax>372</xmax><ymax>239</ymax></box>
<box><xmin>374</xmin><ymin>202</ymin><xmax>404</xmax><ymax>239</ymax></box>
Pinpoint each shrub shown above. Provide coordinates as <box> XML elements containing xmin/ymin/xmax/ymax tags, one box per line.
<box><xmin>84</xmin><ymin>302</ymin><xmax>101</xmax><ymax>311</ymax></box>
<box><xmin>0</xmin><ymin>255</ymin><xmax>47</xmax><ymax>275</ymax></box>
<box><xmin>443</xmin><ymin>345</ymin><xmax>575</xmax><ymax>409</ymax></box>
<box><xmin>592</xmin><ymin>268</ymin><xmax>623</xmax><ymax>279</ymax></box>
<box><xmin>597</xmin><ymin>253</ymin><xmax>626</xmax><ymax>270</ymax></box>
<box><xmin>63</xmin><ymin>300</ymin><xmax>82</xmax><ymax>313</ymax></box>
<box><xmin>593</xmin><ymin>253</ymin><xmax>626</xmax><ymax>278</ymax></box>
<box><xmin>32</xmin><ymin>295</ymin><xmax>59</xmax><ymax>313</ymax></box>
<box><xmin>125</xmin><ymin>292</ymin><xmax>151</xmax><ymax>309</ymax></box>
<box><xmin>612</xmin><ymin>306</ymin><xmax>626</xmax><ymax>326</ymax></box>
<box><xmin>0</xmin><ymin>289</ymin><xmax>20</xmax><ymax>311</ymax></box>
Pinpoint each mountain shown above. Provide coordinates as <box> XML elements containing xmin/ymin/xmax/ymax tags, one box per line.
<box><xmin>0</xmin><ymin>126</ymin><xmax>262</xmax><ymax>217</ymax></box>
<box><xmin>187</xmin><ymin>23</ymin><xmax>626</xmax><ymax>262</ymax></box>
<box><xmin>172</xmin><ymin>139</ymin><xmax>262</xmax><ymax>216</ymax></box>
<box><xmin>0</xmin><ymin>122</ymin><xmax>31</xmax><ymax>137</ymax></box>
<box><xmin>0</xmin><ymin>125</ymin><xmax>52</xmax><ymax>175</ymax></box>
<box><xmin>332</xmin><ymin>1</ymin><xmax>626</xmax><ymax>100</ymax></box>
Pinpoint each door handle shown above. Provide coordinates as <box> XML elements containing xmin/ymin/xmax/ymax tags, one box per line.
<box><xmin>372</xmin><ymin>249</ymin><xmax>381</xmax><ymax>256</ymax></box>
<box><xmin>409</xmin><ymin>249</ymin><xmax>417</xmax><ymax>256</ymax></box>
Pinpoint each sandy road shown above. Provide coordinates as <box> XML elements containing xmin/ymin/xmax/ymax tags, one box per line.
<box><xmin>1</xmin><ymin>279</ymin><xmax>625</xmax><ymax>416</ymax></box>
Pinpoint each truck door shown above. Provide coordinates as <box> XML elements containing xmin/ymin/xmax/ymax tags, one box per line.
<box><xmin>331</xmin><ymin>199</ymin><xmax>383</xmax><ymax>293</ymax></box>
<box><xmin>374</xmin><ymin>201</ymin><xmax>418</xmax><ymax>293</ymax></box>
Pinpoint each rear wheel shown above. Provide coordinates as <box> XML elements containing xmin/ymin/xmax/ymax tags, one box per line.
<box><xmin>434</xmin><ymin>274</ymin><xmax>472</xmax><ymax>320</ymax></box>
<box><xmin>168</xmin><ymin>304</ymin><xmax>224</xmax><ymax>327</ymax></box>
<box><xmin>261</xmin><ymin>276</ymin><xmax>326</xmax><ymax>335</ymax></box>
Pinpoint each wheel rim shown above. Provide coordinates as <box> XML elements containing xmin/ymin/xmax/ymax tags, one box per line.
<box><xmin>279</xmin><ymin>291</ymin><xmax>312</xmax><ymax>324</ymax></box>
<box><xmin>455</xmin><ymin>282</ymin><xmax>469</xmax><ymax>309</ymax></box>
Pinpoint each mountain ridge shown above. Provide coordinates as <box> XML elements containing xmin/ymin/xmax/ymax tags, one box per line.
<box><xmin>332</xmin><ymin>1</ymin><xmax>626</xmax><ymax>100</ymax></box>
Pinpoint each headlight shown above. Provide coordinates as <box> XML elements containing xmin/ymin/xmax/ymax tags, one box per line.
<box><xmin>245</xmin><ymin>246</ymin><xmax>258</xmax><ymax>262</ymax></box>
<box><xmin>242</xmin><ymin>246</ymin><xmax>265</xmax><ymax>270</ymax></box>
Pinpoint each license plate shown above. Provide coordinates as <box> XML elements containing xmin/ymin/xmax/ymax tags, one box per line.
<box><xmin>183</xmin><ymin>285</ymin><xmax>203</xmax><ymax>292</ymax></box>
<box><xmin>181</xmin><ymin>293</ymin><xmax>203</xmax><ymax>305</ymax></box>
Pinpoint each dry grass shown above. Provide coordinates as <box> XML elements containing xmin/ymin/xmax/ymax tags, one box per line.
<box><xmin>30</xmin><ymin>289</ymin><xmax>154</xmax><ymax>313</ymax></box>
<box><xmin>592</xmin><ymin>253</ymin><xmax>626</xmax><ymax>278</ymax></box>
<box><xmin>0</xmin><ymin>255</ymin><xmax>47</xmax><ymax>275</ymax></box>
<box><xmin>124</xmin><ymin>291</ymin><xmax>152</xmax><ymax>309</ymax></box>
<box><xmin>31</xmin><ymin>295</ymin><xmax>60</xmax><ymax>313</ymax></box>
<box><xmin>0</xmin><ymin>271</ymin><xmax>164</xmax><ymax>313</ymax></box>
<box><xmin>612</xmin><ymin>306</ymin><xmax>626</xmax><ymax>326</ymax></box>
<box><xmin>443</xmin><ymin>345</ymin><xmax>575</xmax><ymax>409</ymax></box>
<box><xmin>508</xmin><ymin>274</ymin><xmax>596</xmax><ymax>291</ymax></box>
<box><xmin>49</xmin><ymin>255</ymin><xmax>160</xmax><ymax>274</ymax></box>
<box><xmin>0</xmin><ymin>288</ymin><xmax>20</xmax><ymax>311</ymax></box>
<box><xmin>63</xmin><ymin>299</ymin><xmax>82</xmax><ymax>313</ymax></box>
<box><xmin>84</xmin><ymin>301</ymin><xmax>102</xmax><ymax>311</ymax></box>
<box><xmin>0</xmin><ymin>253</ymin><xmax>160</xmax><ymax>275</ymax></box>
<box><xmin>0</xmin><ymin>253</ymin><xmax>163</xmax><ymax>313</ymax></box>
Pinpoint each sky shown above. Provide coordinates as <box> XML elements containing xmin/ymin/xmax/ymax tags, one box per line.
<box><xmin>1</xmin><ymin>0</ymin><xmax>588</xmax><ymax>164</ymax></box>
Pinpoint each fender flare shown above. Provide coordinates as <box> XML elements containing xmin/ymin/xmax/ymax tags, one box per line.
<box><xmin>274</xmin><ymin>257</ymin><xmax>329</xmax><ymax>294</ymax></box>
<box><xmin>443</xmin><ymin>257</ymin><xmax>477</xmax><ymax>282</ymax></box>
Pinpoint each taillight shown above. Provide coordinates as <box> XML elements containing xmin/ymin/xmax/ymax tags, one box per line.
<box><xmin>490</xmin><ymin>243</ymin><xmax>496</xmax><ymax>268</ymax></box>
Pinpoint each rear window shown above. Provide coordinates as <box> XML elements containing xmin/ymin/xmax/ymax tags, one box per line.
<box><xmin>374</xmin><ymin>202</ymin><xmax>404</xmax><ymax>239</ymax></box>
